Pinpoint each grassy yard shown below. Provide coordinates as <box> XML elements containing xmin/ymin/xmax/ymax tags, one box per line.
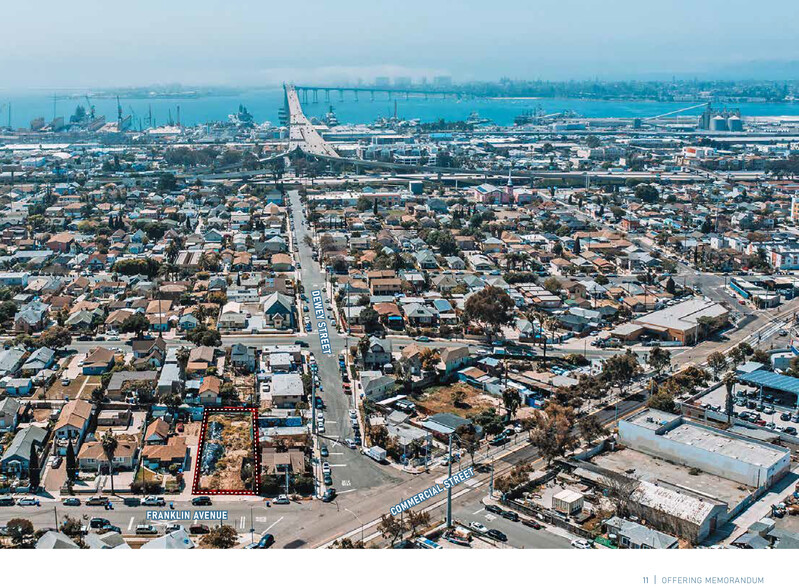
<box><xmin>414</xmin><ymin>382</ymin><xmax>497</xmax><ymax>419</ymax></box>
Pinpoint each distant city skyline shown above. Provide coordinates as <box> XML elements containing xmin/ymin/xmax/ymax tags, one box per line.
<box><xmin>2</xmin><ymin>0</ymin><xmax>799</xmax><ymax>90</ymax></box>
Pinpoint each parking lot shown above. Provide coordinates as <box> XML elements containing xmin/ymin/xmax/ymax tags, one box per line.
<box><xmin>701</xmin><ymin>382</ymin><xmax>799</xmax><ymax>434</ymax></box>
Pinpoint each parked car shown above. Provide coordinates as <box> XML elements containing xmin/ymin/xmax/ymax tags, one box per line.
<box><xmin>136</xmin><ymin>524</ymin><xmax>159</xmax><ymax>535</ymax></box>
<box><xmin>785</xmin><ymin>427</ymin><xmax>798</xmax><ymax>435</ymax></box>
<box><xmin>62</xmin><ymin>498</ymin><xmax>81</xmax><ymax>506</ymax></box>
<box><xmin>273</xmin><ymin>495</ymin><xmax>290</xmax><ymax>505</ymax></box>
<box><xmin>86</xmin><ymin>496</ymin><xmax>109</xmax><ymax>506</ymax></box>
<box><xmin>191</xmin><ymin>496</ymin><xmax>213</xmax><ymax>506</ymax></box>
<box><xmin>17</xmin><ymin>497</ymin><xmax>40</xmax><ymax>506</ymax></box>
<box><xmin>345</xmin><ymin>438</ymin><xmax>357</xmax><ymax>449</ymax></box>
<box><xmin>485</xmin><ymin>504</ymin><xmax>504</xmax><ymax>515</ymax></box>
<box><xmin>501</xmin><ymin>510</ymin><xmax>520</xmax><ymax>522</ymax></box>
<box><xmin>320</xmin><ymin>445</ymin><xmax>329</xmax><ymax>458</ymax></box>
<box><xmin>52</xmin><ymin>456</ymin><xmax>62</xmax><ymax>469</ymax></box>
<box><xmin>189</xmin><ymin>524</ymin><xmax>210</xmax><ymax>534</ymax></box>
<box><xmin>522</xmin><ymin>518</ymin><xmax>542</xmax><ymax>530</ymax></box>
<box><xmin>102</xmin><ymin>524</ymin><xmax>122</xmax><ymax>533</ymax></box>
<box><xmin>490</xmin><ymin>434</ymin><xmax>508</xmax><ymax>446</ymax></box>
<box><xmin>322</xmin><ymin>488</ymin><xmax>337</xmax><ymax>503</ymax></box>
<box><xmin>323</xmin><ymin>473</ymin><xmax>333</xmax><ymax>486</ymax></box>
<box><xmin>781</xmin><ymin>412</ymin><xmax>792</xmax><ymax>421</ymax></box>
<box><xmin>165</xmin><ymin>523</ymin><xmax>183</xmax><ymax>533</ymax></box>
<box><xmin>255</xmin><ymin>533</ymin><xmax>275</xmax><ymax>549</ymax></box>
<box><xmin>90</xmin><ymin>517</ymin><xmax>110</xmax><ymax>529</ymax></box>
<box><xmin>123</xmin><ymin>497</ymin><xmax>141</xmax><ymax>507</ymax></box>
<box><xmin>143</xmin><ymin>495</ymin><xmax>165</xmax><ymax>507</ymax></box>
<box><xmin>487</xmin><ymin>529</ymin><xmax>508</xmax><ymax>542</ymax></box>
<box><xmin>322</xmin><ymin>462</ymin><xmax>331</xmax><ymax>475</ymax></box>
<box><xmin>415</xmin><ymin>336</ymin><xmax>431</xmax><ymax>342</ymax></box>
<box><xmin>571</xmin><ymin>539</ymin><xmax>593</xmax><ymax>549</ymax></box>
<box><xmin>469</xmin><ymin>521</ymin><xmax>487</xmax><ymax>533</ymax></box>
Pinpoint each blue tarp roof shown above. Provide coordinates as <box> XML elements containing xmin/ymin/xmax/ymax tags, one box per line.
<box><xmin>738</xmin><ymin>370</ymin><xmax>799</xmax><ymax>395</ymax></box>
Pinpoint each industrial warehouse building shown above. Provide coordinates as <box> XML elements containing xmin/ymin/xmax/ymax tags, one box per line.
<box><xmin>614</xmin><ymin>297</ymin><xmax>729</xmax><ymax>345</ymax></box>
<box><xmin>619</xmin><ymin>409</ymin><xmax>790</xmax><ymax>489</ymax></box>
<box><xmin>571</xmin><ymin>409</ymin><xmax>791</xmax><ymax>544</ymax></box>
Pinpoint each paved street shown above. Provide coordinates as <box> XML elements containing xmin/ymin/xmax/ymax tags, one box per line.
<box><xmin>288</xmin><ymin>188</ymin><xmax>400</xmax><ymax>495</ymax></box>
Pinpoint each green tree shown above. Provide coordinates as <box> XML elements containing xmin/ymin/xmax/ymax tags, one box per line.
<box><xmin>543</xmin><ymin>277</ymin><xmax>561</xmax><ymax>294</ymax></box>
<box><xmin>648</xmin><ymin>345</ymin><xmax>671</xmax><ymax>377</ymax></box>
<box><xmin>102</xmin><ymin>431</ymin><xmax>118</xmax><ymax>495</ymax></box>
<box><xmin>157</xmin><ymin>172</ymin><xmax>178</xmax><ymax>192</ymax></box>
<box><xmin>647</xmin><ymin>389</ymin><xmax>677</xmax><ymax>413</ymax></box>
<box><xmin>707</xmin><ymin>351</ymin><xmax>727</xmax><ymax>378</ymax></box>
<box><xmin>360</xmin><ymin>306</ymin><xmax>381</xmax><ymax>334</ymax></box>
<box><xmin>28</xmin><ymin>445</ymin><xmax>40</xmax><ymax>489</ymax></box>
<box><xmin>578</xmin><ymin>414</ymin><xmax>607</xmax><ymax>446</ymax></box>
<box><xmin>602</xmin><ymin>351</ymin><xmax>642</xmax><ymax>401</ymax></box>
<box><xmin>634</xmin><ymin>183</ymin><xmax>659</xmax><ymax>203</ymax></box>
<box><xmin>502</xmin><ymin>387</ymin><xmax>522</xmax><ymax>421</ymax></box>
<box><xmin>463</xmin><ymin>286</ymin><xmax>516</xmax><ymax>340</ymax></box>
<box><xmin>377</xmin><ymin>513</ymin><xmax>406</xmax><ymax>546</ymax></box>
<box><xmin>65</xmin><ymin>440</ymin><xmax>77</xmax><ymax>482</ymax></box>
<box><xmin>200</xmin><ymin>524</ymin><xmax>239</xmax><ymax>549</ymax></box>
<box><xmin>528</xmin><ymin>403</ymin><xmax>577</xmax><ymax>465</ymax></box>
<box><xmin>120</xmin><ymin>313</ymin><xmax>150</xmax><ymax>336</ymax></box>
<box><xmin>38</xmin><ymin>326</ymin><xmax>72</xmax><ymax>349</ymax></box>
<box><xmin>6</xmin><ymin>518</ymin><xmax>34</xmax><ymax>546</ymax></box>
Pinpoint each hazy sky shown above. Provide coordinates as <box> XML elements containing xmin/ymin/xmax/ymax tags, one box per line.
<box><xmin>3</xmin><ymin>0</ymin><xmax>798</xmax><ymax>89</ymax></box>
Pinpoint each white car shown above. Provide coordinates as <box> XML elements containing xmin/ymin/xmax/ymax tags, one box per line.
<box><xmin>17</xmin><ymin>497</ymin><xmax>40</xmax><ymax>506</ymax></box>
<box><xmin>469</xmin><ymin>521</ymin><xmax>487</xmax><ymax>533</ymax></box>
<box><xmin>571</xmin><ymin>539</ymin><xmax>593</xmax><ymax>549</ymax></box>
<box><xmin>274</xmin><ymin>494</ymin><xmax>290</xmax><ymax>505</ymax></box>
<box><xmin>322</xmin><ymin>462</ymin><xmax>331</xmax><ymax>475</ymax></box>
<box><xmin>318</xmin><ymin>422</ymin><xmax>325</xmax><ymax>433</ymax></box>
<box><xmin>349</xmin><ymin>410</ymin><xmax>357</xmax><ymax>419</ymax></box>
<box><xmin>345</xmin><ymin>438</ymin><xmax>357</xmax><ymax>449</ymax></box>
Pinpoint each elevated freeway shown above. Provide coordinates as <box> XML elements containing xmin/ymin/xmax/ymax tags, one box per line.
<box><xmin>285</xmin><ymin>83</ymin><xmax>339</xmax><ymax>158</ymax></box>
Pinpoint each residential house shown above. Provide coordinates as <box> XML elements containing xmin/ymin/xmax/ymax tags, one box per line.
<box><xmin>1</xmin><ymin>426</ymin><xmax>46</xmax><ymax>475</ymax></box>
<box><xmin>53</xmin><ymin>399</ymin><xmax>93</xmax><ymax>455</ymax></box>
<box><xmin>78</xmin><ymin>440</ymin><xmax>138</xmax><ymax>472</ymax></box>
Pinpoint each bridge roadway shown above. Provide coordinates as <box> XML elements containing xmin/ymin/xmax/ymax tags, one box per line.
<box><xmin>285</xmin><ymin>83</ymin><xmax>339</xmax><ymax>158</ymax></box>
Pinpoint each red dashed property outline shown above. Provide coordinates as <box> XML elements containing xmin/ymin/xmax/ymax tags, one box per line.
<box><xmin>191</xmin><ymin>407</ymin><xmax>261</xmax><ymax>496</ymax></box>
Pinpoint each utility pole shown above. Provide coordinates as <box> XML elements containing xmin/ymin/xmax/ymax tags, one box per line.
<box><xmin>446</xmin><ymin>433</ymin><xmax>453</xmax><ymax>528</ymax></box>
<box><xmin>250</xmin><ymin>506</ymin><xmax>254</xmax><ymax>544</ymax></box>
<box><xmin>53</xmin><ymin>505</ymin><xmax>59</xmax><ymax>530</ymax></box>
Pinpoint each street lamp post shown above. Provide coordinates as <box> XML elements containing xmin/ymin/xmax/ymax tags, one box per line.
<box><xmin>345</xmin><ymin>508</ymin><xmax>364</xmax><ymax>545</ymax></box>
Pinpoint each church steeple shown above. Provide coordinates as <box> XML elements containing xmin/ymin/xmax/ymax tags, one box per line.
<box><xmin>504</xmin><ymin>164</ymin><xmax>514</xmax><ymax>204</ymax></box>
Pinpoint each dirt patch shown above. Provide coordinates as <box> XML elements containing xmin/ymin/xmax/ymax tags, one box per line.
<box><xmin>414</xmin><ymin>383</ymin><xmax>498</xmax><ymax>419</ymax></box>
<box><xmin>193</xmin><ymin>409</ymin><xmax>259</xmax><ymax>495</ymax></box>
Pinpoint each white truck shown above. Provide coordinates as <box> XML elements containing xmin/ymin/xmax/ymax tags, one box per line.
<box><xmin>366</xmin><ymin>445</ymin><xmax>387</xmax><ymax>463</ymax></box>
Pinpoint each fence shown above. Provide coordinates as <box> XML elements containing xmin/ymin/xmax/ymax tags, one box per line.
<box><xmin>500</xmin><ymin>496</ymin><xmax>596</xmax><ymax>541</ymax></box>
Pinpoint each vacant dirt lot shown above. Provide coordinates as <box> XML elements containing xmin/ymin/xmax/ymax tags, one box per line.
<box><xmin>45</xmin><ymin>375</ymin><xmax>102</xmax><ymax>400</ymax></box>
<box><xmin>414</xmin><ymin>383</ymin><xmax>498</xmax><ymax>419</ymax></box>
<box><xmin>196</xmin><ymin>413</ymin><xmax>256</xmax><ymax>493</ymax></box>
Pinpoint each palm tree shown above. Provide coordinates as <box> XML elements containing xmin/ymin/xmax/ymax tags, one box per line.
<box><xmin>101</xmin><ymin>431</ymin><xmax>118</xmax><ymax>496</ymax></box>
<box><xmin>723</xmin><ymin>372</ymin><xmax>737</xmax><ymax>424</ymax></box>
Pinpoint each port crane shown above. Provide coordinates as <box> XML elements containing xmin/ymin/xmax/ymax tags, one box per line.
<box><xmin>84</xmin><ymin>95</ymin><xmax>96</xmax><ymax>120</ymax></box>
